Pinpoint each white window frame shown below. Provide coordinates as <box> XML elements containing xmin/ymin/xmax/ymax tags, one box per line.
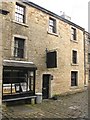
<box><xmin>48</xmin><ymin>17</ymin><xmax>58</xmax><ymax>36</ymax></box>
<box><xmin>71</xmin><ymin>26</ymin><xmax>78</xmax><ymax>42</ymax></box>
<box><xmin>15</xmin><ymin>3</ymin><xmax>25</xmax><ymax>23</ymax></box>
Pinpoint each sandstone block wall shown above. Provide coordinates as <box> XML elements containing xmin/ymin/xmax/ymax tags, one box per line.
<box><xmin>2</xmin><ymin>1</ymin><xmax>85</xmax><ymax>97</ymax></box>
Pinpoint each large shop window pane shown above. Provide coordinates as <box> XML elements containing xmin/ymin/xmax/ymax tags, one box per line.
<box><xmin>3</xmin><ymin>69</ymin><xmax>34</xmax><ymax>95</ymax></box>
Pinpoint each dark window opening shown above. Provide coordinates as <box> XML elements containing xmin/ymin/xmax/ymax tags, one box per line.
<box><xmin>72</xmin><ymin>50</ymin><xmax>77</xmax><ymax>64</ymax></box>
<box><xmin>88</xmin><ymin>53</ymin><xmax>90</xmax><ymax>63</ymax></box>
<box><xmin>89</xmin><ymin>70</ymin><xmax>90</xmax><ymax>80</ymax></box>
<box><xmin>71</xmin><ymin>71</ymin><xmax>78</xmax><ymax>86</ymax></box>
<box><xmin>3</xmin><ymin>68</ymin><xmax>35</xmax><ymax>96</ymax></box>
<box><xmin>88</xmin><ymin>37</ymin><xmax>90</xmax><ymax>42</ymax></box>
<box><xmin>0</xmin><ymin>9</ymin><xmax>9</xmax><ymax>15</ymax></box>
<box><xmin>14</xmin><ymin>37</ymin><xmax>25</xmax><ymax>58</ymax></box>
<box><xmin>46</xmin><ymin>51</ymin><xmax>57</xmax><ymax>68</ymax></box>
<box><xmin>71</xmin><ymin>27</ymin><xmax>76</xmax><ymax>40</ymax></box>
<box><xmin>49</xmin><ymin>18</ymin><xmax>56</xmax><ymax>33</ymax></box>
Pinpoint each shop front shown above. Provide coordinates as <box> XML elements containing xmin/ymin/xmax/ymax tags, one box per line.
<box><xmin>2</xmin><ymin>60</ymin><xmax>37</xmax><ymax>102</ymax></box>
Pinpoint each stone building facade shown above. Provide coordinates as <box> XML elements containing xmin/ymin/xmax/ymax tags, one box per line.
<box><xmin>85</xmin><ymin>31</ymin><xmax>90</xmax><ymax>84</ymax></box>
<box><xmin>1</xmin><ymin>0</ymin><xmax>85</xmax><ymax>101</ymax></box>
<box><xmin>84</xmin><ymin>32</ymin><xmax>89</xmax><ymax>85</ymax></box>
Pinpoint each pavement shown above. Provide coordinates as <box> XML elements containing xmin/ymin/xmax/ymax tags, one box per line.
<box><xmin>1</xmin><ymin>87</ymin><xmax>88</xmax><ymax>119</ymax></box>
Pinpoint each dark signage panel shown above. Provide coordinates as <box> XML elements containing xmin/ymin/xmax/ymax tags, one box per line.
<box><xmin>46</xmin><ymin>51</ymin><xmax>57</xmax><ymax>68</ymax></box>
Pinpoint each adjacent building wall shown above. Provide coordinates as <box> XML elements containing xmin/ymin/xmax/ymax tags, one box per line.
<box><xmin>85</xmin><ymin>32</ymin><xmax>90</xmax><ymax>85</ymax></box>
<box><xmin>0</xmin><ymin>1</ymin><xmax>3</xmax><ymax>119</ymax></box>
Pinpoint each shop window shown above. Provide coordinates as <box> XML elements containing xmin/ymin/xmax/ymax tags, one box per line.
<box><xmin>3</xmin><ymin>69</ymin><xmax>35</xmax><ymax>96</ymax></box>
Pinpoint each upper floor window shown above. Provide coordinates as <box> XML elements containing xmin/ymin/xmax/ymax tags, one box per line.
<box><xmin>71</xmin><ymin>27</ymin><xmax>76</xmax><ymax>40</ymax></box>
<box><xmin>15</xmin><ymin>3</ymin><xmax>25</xmax><ymax>23</ymax></box>
<box><xmin>72</xmin><ymin>50</ymin><xmax>77</xmax><ymax>64</ymax></box>
<box><xmin>46</xmin><ymin>51</ymin><xmax>57</xmax><ymax>68</ymax></box>
<box><xmin>14</xmin><ymin>37</ymin><xmax>25</xmax><ymax>58</ymax></box>
<box><xmin>88</xmin><ymin>36</ymin><xmax>90</xmax><ymax>44</ymax></box>
<box><xmin>89</xmin><ymin>70</ymin><xmax>90</xmax><ymax>80</ymax></box>
<box><xmin>49</xmin><ymin>18</ymin><xmax>56</xmax><ymax>34</ymax></box>
<box><xmin>71</xmin><ymin>71</ymin><xmax>78</xmax><ymax>86</ymax></box>
<box><xmin>88</xmin><ymin>53</ymin><xmax>90</xmax><ymax>63</ymax></box>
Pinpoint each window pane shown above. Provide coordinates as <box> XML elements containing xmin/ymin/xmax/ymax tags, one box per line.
<box><xmin>72</xmin><ymin>50</ymin><xmax>77</xmax><ymax>64</ymax></box>
<box><xmin>49</xmin><ymin>18</ymin><xmax>56</xmax><ymax>33</ymax></box>
<box><xmin>49</xmin><ymin>19</ymin><xmax>54</xmax><ymax>26</ymax></box>
<box><xmin>3</xmin><ymin>69</ymin><xmax>34</xmax><ymax>95</ymax></box>
<box><xmin>14</xmin><ymin>48</ymin><xmax>18</xmax><ymax>57</ymax></box>
<box><xmin>18</xmin><ymin>48</ymin><xmax>24</xmax><ymax>58</ymax></box>
<box><xmin>46</xmin><ymin>51</ymin><xmax>57</xmax><ymax>68</ymax></box>
<box><xmin>15</xmin><ymin>3</ymin><xmax>25</xmax><ymax>23</ymax></box>
<box><xmin>88</xmin><ymin>53</ymin><xmax>90</xmax><ymax>62</ymax></box>
<box><xmin>71</xmin><ymin>71</ymin><xmax>78</xmax><ymax>86</ymax></box>
<box><xmin>15</xmin><ymin>40</ymin><xmax>18</xmax><ymax>47</ymax></box>
<box><xmin>14</xmin><ymin>38</ymin><xmax>25</xmax><ymax>58</ymax></box>
<box><xmin>89</xmin><ymin>70</ymin><xmax>90</xmax><ymax>80</ymax></box>
<box><xmin>71</xmin><ymin>27</ymin><xmax>76</xmax><ymax>40</ymax></box>
<box><xmin>49</xmin><ymin>26</ymin><xmax>53</xmax><ymax>33</ymax></box>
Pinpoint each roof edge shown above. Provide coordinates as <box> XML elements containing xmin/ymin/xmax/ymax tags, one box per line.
<box><xmin>23</xmin><ymin>0</ymin><xmax>84</xmax><ymax>31</ymax></box>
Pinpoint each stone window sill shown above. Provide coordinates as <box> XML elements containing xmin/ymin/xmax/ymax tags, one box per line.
<box><xmin>47</xmin><ymin>31</ymin><xmax>58</xmax><ymax>37</ymax></box>
<box><xmin>12</xmin><ymin>20</ymin><xmax>28</xmax><ymax>27</ymax></box>
<box><xmin>70</xmin><ymin>86</ymin><xmax>78</xmax><ymax>89</ymax></box>
<box><xmin>71</xmin><ymin>63</ymin><xmax>79</xmax><ymax>66</ymax></box>
<box><xmin>70</xmin><ymin>39</ymin><xmax>78</xmax><ymax>43</ymax></box>
<box><xmin>10</xmin><ymin>57</ymin><xmax>28</xmax><ymax>61</ymax></box>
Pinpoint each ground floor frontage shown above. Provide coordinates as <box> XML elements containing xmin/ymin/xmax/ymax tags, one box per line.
<box><xmin>2</xmin><ymin>88</ymin><xmax>88</xmax><ymax>119</ymax></box>
<box><xmin>2</xmin><ymin>59</ymin><xmax>37</xmax><ymax>102</ymax></box>
<box><xmin>2</xmin><ymin>59</ymin><xmax>87</xmax><ymax>103</ymax></box>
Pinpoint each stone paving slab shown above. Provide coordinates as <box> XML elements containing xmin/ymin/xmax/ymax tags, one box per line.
<box><xmin>2</xmin><ymin>89</ymin><xmax>88</xmax><ymax>119</ymax></box>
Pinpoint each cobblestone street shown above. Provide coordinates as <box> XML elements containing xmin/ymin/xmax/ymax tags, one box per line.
<box><xmin>2</xmin><ymin>88</ymin><xmax>88</xmax><ymax>119</ymax></box>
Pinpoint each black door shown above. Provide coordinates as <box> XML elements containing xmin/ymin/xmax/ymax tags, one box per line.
<box><xmin>42</xmin><ymin>74</ymin><xmax>50</xmax><ymax>99</ymax></box>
